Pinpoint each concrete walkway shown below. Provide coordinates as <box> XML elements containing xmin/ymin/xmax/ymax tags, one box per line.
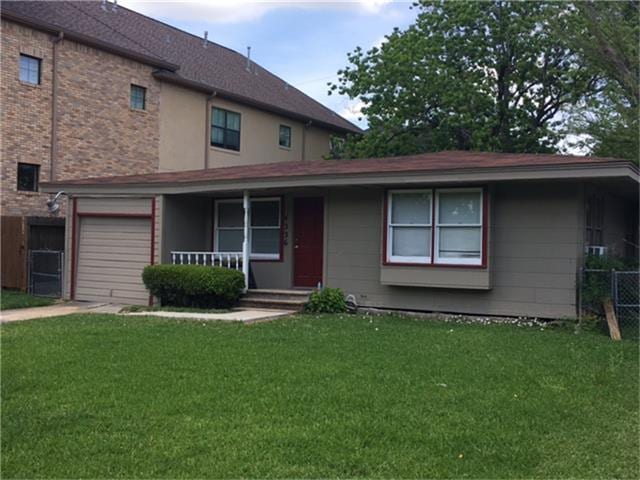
<box><xmin>124</xmin><ymin>309</ymin><xmax>294</xmax><ymax>324</ymax></box>
<box><xmin>1</xmin><ymin>302</ymin><xmax>294</xmax><ymax>324</ymax></box>
<box><xmin>0</xmin><ymin>304</ymin><xmax>84</xmax><ymax>323</ymax></box>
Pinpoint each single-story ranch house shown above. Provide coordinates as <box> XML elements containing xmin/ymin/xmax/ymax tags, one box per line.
<box><xmin>42</xmin><ymin>150</ymin><xmax>639</xmax><ymax>318</ymax></box>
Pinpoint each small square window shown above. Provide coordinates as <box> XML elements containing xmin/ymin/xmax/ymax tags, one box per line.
<box><xmin>17</xmin><ymin>163</ymin><xmax>39</xmax><ymax>192</ymax></box>
<box><xmin>279</xmin><ymin>125</ymin><xmax>291</xmax><ymax>148</ymax></box>
<box><xmin>130</xmin><ymin>84</ymin><xmax>146</xmax><ymax>110</ymax></box>
<box><xmin>19</xmin><ymin>54</ymin><xmax>41</xmax><ymax>85</ymax></box>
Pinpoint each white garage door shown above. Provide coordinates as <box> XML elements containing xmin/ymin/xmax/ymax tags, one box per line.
<box><xmin>75</xmin><ymin>216</ymin><xmax>151</xmax><ymax>305</ymax></box>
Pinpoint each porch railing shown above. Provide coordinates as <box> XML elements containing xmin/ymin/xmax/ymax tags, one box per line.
<box><xmin>170</xmin><ymin>251</ymin><xmax>242</xmax><ymax>271</ymax></box>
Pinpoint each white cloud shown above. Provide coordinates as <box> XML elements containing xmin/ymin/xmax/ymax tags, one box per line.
<box><xmin>340</xmin><ymin>99</ymin><xmax>367</xmax><ymax>123</ymax></box>
<box><xmin>119</xmin><ymin>0</ymin><xmax>397</xmax><ymax>24</ymax></box>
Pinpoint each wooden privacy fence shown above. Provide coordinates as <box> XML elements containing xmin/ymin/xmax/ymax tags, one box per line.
<box><xmin>1</xmin><ymin>216</ymin><xmax>27</xmax><ymax>290</ymax></box>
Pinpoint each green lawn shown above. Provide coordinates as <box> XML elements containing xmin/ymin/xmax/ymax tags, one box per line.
<box><xmin>0</xmin><ymin>289</ymin><xmax>56</xmax><ymax>310</ymax></box>
<box><xmin>1</xmin><ymin>314</ymin><xmax>638</xmax><ymax>479</ymax></box>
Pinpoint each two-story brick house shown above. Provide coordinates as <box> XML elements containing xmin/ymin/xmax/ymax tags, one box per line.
<box><xmin>0</xmin><ymin>0</ymin><xmax>360</xmax><ymax>291</ymax></box>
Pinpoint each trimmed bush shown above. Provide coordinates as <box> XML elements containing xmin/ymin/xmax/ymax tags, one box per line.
<box><xmin>142</xmin><ymin>264</ymin><xmax>245</xmax><ymax>309</ymax></box>
<box><xmin>306</xmin><ymin>287</ymin><xmax>347</xmax><ymax>314</ymax></box>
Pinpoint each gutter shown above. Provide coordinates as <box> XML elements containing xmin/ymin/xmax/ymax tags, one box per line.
<box><xmin>41</xmin><ymin>162</ymin><xmax>639</xmax><ymax>195</ymax></box>
<box><xmin>152</xmin><ymin>70</ymin><xmax>362</xmax><ymax>135</ymax></box>
<box><xmin>1</xmin><ymin>10</ymin><xmax>179</xmax><ymax>71</ymax></box>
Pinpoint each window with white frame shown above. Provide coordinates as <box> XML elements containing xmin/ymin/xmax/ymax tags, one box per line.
<box><xmin>215</xmin><ymin>198</ymin><xmax>281</xmax><ymax>260</ymax></box>
<box><xmin>435</xmin><ymin>189</ymin><xmax>483</xmax><ymax>265</ymax></box>
<box><xmin>386</xmin><ymin>188</ymin><xmax>484</xmax><ymax>266</ymax></box>
<box><xmin>387</xmin><ymin>190</ymin><xmax>432</xmax><ymax>263</ymax></box>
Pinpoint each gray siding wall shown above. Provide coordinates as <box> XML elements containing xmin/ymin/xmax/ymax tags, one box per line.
<box><xmin>161</xmin><ymin>195</ymin><xmax>209</xmax><ymax>263</ymax></box>
<box><xmin>325</xmin><ymin>182</ymin><xmax>584</xmax><ymax>318</ymax></box>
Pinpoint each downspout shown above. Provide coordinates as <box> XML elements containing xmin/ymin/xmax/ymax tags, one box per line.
<box><xmin>302</xmin><ymin>120</ymin><xmax>312</xmax><ymax>161</ymax></box>
<box><xmin>204</xmin><ymin>91</ymin><xmax>217</xmax><ymax>169</ymax></box>
<box><xmin>49</xmin><ymin>31</ymin><xmax>64</xmax><ymax>182</ymax></box>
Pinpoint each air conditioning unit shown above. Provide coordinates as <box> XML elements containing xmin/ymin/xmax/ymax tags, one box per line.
<box><xmin>586</xmin><ymin>245</ymin><xmax>607</xmax><ymax>256</ymax></box>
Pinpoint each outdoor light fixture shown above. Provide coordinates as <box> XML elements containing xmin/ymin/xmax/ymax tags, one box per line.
<box><xmin>46</xmin><ymin>191</ymin><xmax>67</xmax><ymax>215</ymax></box>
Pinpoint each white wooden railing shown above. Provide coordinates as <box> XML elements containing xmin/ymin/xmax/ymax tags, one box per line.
<box><xmin>170</xmin><ymin>251</ymin><xmax>242</xmax><ymax>271</ymax></box>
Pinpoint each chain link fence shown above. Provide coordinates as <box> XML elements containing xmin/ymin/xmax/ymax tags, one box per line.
<box><xmin>28</xmin><ymin>250</ymin><xmax>64</xmax><ymax>298</ymax></box>
<box><xmin>580</xmin><ymin>268</ymin><xmax>639</xmax><ymax>338</ymax></box>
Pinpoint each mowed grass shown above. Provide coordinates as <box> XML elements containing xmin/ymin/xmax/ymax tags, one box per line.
<box><xmin>1</xmin><ymin>314</ymin><xmax>638</xmax><ymax>479</ymax></box>
<box><xmin>0</xmin><ymin>289</ymin><xmax>55</xmax><ymax>310</ymax></box>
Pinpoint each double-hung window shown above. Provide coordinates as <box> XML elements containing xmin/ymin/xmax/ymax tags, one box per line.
<box><xmin>215</xmin><ymin>198</ymin><xmax>281</xmax><ymax>260</ymax></box>
<box><xmin>279</xmin><ymin>125</ymin><xmax>291</xmax><ymax>148</ymax></box>
<box><xmin>19</xmin><ymin>54</ymin><xmax>41</xmax><ymax>85</ymax></box>
<box><xmin>435</xmin><ymin>189</ymin><xmax>483</xmax><ymax>265</ymax></box>
<box><xmin>585</xmin><ymin>194</ymin><xmax>604</xmax><ymax>246</ymax></box>
<box><xmin>387</xmin><ymin>188</ymin><xmax>484</xmax><ymax>266</ymax></box>
<box><xmin>387</xmin><ymin>191</ymin><xmax>432</xmax><ymax>263</ymax></box>
<box><xmin>211</xmin><ymin>108</ymin><xmax>241</xmax><ymax>151</ymax></box>
<box><xmin>130</xmin><ymin>84</ymin><xmax>146</xmax><ymax>110</ymax></box>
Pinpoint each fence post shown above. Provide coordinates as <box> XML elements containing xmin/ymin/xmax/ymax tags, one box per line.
<box><xmin>577</xmin><ymin>267</ymin><xmax>582</xmax><ymax>321</ymax></box>
<box><xmin>612</xmin><ymin>270</ymin><xmax>619</xmax><ymax>315</ymax></box>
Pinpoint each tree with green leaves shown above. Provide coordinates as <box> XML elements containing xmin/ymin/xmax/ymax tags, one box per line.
<box><xmin>329</xmin><ymin>1</ymin><xmax>600</xmax><ymax>158</ymax></box>
<box><xmin>562</xmin><ymin>1</ymin><xmax>639</xmax><ymax>162</ymax></box>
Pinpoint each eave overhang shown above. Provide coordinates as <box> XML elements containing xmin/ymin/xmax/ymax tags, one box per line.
<box><xmin>42</xmin><ymin>162</ymin><xmax>639</xmax><ymax>197</ymax></box>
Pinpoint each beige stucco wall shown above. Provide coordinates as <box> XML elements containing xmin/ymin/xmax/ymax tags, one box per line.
<box><xmin>157</xmin><ymin>89</ymin><xmax>335</xmax><ymax>170</ymax></box>
<box><xmin>159</xmin><ymin>83</ymin><xmax>208</xmax><ymax>172</ymax></box>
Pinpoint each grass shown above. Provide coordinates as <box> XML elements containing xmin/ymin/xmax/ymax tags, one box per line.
<box><xmin>1</xmin><ymin>313</ymin><xmax>638</xmax><ymax>478</ymax></box>
<box><xmin>0</xmin><ymin>289</ymin><xmax>56</xmax><ymax>310</ymax></box>
<box><xmin>120</xmin><ymin>305</ymin><xmax>231</xmax><ymax>314</ymax></box>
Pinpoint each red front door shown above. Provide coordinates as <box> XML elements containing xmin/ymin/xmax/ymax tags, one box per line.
<box><xmin>293</xmin><ymin>197</ymin><xmax>324</xmax><ymax>288</ymax></box>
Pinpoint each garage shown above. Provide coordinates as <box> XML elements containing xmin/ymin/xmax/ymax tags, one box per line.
<box><xmin>74</xmin><ymin>216</ymin><xmax>152</xmax><ymax>305</ymax></box>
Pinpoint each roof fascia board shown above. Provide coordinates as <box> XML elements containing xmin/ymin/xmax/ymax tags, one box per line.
<box><xmin>42</xmin><ymin>163</ymin><xmax>638</xmax><ymax>196</ymax></box>
<box><xmin>1</xmin><ymin>11</ymin><xmax>179</xmax><ymax>70</ymax></box>
<box><xmin>152</xmin><ymin>70</ymin><xmax>361</xmax><ymax>135</ymax></box>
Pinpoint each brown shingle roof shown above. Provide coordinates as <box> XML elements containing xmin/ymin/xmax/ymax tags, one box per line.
<box><xmin>1</xmin><ymin>0</ymin><xmax>360</xmax><ymax>133</ymax></box>
<box><xmin>43</xmin><ymin>151</ymin><xmax>634</xmax><ymax>187</ymax></box>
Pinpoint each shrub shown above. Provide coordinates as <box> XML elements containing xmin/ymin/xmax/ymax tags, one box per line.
<box><xmin>142</xmin><ymin>264</ymin><xmax>245</xmax><ymax>309</ymax></box>
<box><xmin>306</xmin><ymin>287</ymin><xmax>347</xmax><ymax>314</ymax></box>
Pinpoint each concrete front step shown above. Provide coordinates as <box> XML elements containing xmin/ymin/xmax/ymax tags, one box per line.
<box><xmin>239</xmin><ymin>289</ymin><xmax>312</xmax><ymax>311</ymax></box>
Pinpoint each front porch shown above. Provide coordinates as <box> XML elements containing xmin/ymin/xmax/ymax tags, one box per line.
<box><xmin>160</xmin><ymin>189</ymin><xmax>327</xmax><ymax>293</ymax></box>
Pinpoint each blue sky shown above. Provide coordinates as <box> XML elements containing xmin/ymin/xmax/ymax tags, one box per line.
<box><xmin>119</xmin><ymin>1</ymin><xmax>418</xmax><ymax>128</ymax></box>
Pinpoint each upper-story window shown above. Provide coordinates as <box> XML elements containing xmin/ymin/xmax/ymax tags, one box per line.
<box><xmin>19</xmin><ymin>54</ymin><xmax>41</xmax><ymax>85</ymax></box>
<box><xmin>279</xmin><ymin>125</ymin><xmax>291</xmax><ymax>148</ymax></box>
<box><xmin>386</xmin><ymin>188</ymin><xmax>484</xmax><ymax>266</ymax></box>
<box><xmin>17</xmin><ymin>163</ymin><xmax>40</xmax><ymax>192</ymax></box>
<box><xmin>211</xmin><ymin>108</ymin><xmax>241</xmax><ymax>151</ymax></box>
<box><xmin>130</xmin><ymin>84</ymin><xmax>146</xmax><ymax>110</ymax></box>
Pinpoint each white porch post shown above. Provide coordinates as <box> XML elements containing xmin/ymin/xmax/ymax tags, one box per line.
<box><xmin>242</xmin><ymin>190</ymin><xmax>250</xmax><ymax>292</ymax></box>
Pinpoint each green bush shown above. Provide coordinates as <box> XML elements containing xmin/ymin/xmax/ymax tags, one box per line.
<box><xmin>142</xmin><ymin>264</ymin><xmax>245</xmax><ymax>309</ymax></box>
<box><xmin>306</xmin><ymin>287</ymin><xmax>347</xmax><ymax>314</ymax></box>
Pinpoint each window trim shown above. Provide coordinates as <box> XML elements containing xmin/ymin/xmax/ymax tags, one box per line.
<box><xmin>383</xmin><ymin>187</ymin><xmax>487</xmax><ymax>269</ymax></box>
<box><xmin>211</xmin><ymin>107</ymin><xmax>241</xmax><ymax>152</ymax></box>
<box><xmin>386</xmin><ymin>189</ymin><xmax>433</xmax><ymax>264</ymax></box>
<box><xmin>130</xmin><ymin>84</ymin><xmax>146</xmax><ymax>110</ymax></box>
<box><xmin>19</xmin><ymin>54</ymin><xmax>41</xmax><ymax>85</ymax></box>
<box><xmin>213</xmin><ymin>197</ymin><xmax>283</xmax><ymax>261</ymax></box>
<box><xmin>434</xmin><ymin>188</ymin><xmax>483</xmax><ymax>266</ymax></box>
<box><xmin>279</xmin><ymin>124</ymin><xmax>292</xmax><ymax>149</ymax></box>
<box><xmin>16</xmin><ymin>162</ymin><xmax>40</xmax><ymax>192</ymax></box>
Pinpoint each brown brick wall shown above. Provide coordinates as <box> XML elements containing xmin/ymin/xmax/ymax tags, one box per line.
<box><xmin>1</xmin><ymin>19</ymin><xmax>159</xmax><ymax>218</ymax></box>
<box><xmin>1</xmin><ymin>20</ymin><xmax>53</xmax><ymax>217</ymax></box>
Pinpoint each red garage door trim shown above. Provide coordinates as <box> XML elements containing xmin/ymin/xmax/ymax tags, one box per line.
<box><xmin>70</xmin><ymin>198</ymin><xmax>155</xmax><ymax>302</ymax></box>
